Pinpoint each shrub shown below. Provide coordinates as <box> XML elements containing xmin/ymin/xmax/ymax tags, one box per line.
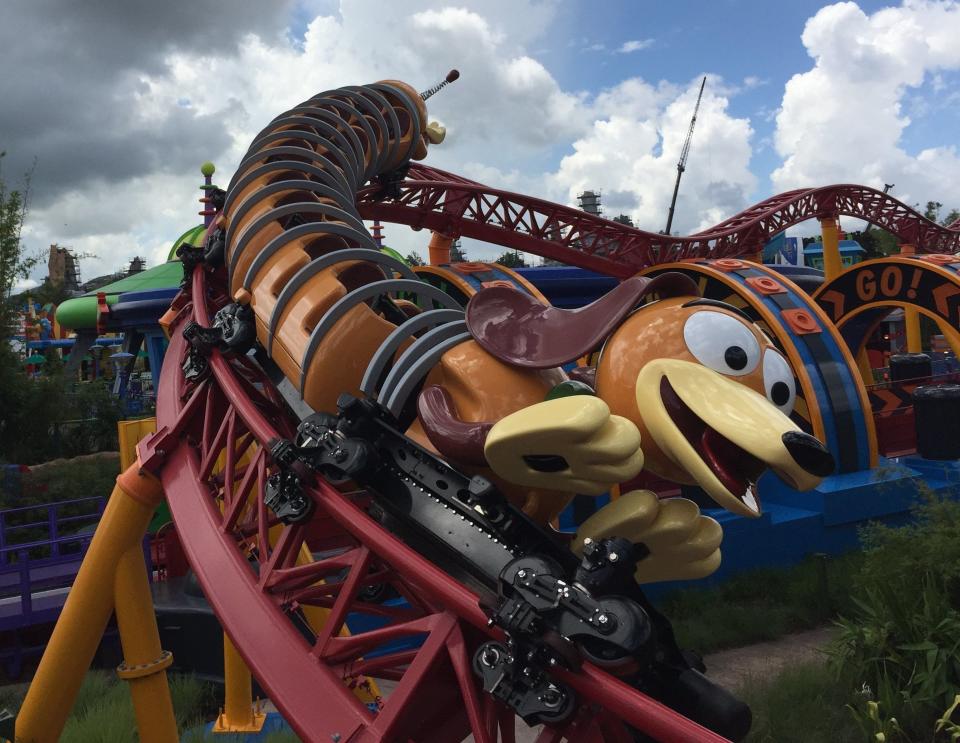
<box><xmin>0</xmin><ymin>345</ymin><xmax>123</xmax><ymax>465</ymax></box>
<box><xmin>828</xmin><ymin>496</ymin><xmax>960</xmax><ymax>741</ymax></box>
<box><xmin>741</xmin><ymin>660</ymin><xmax>860</xmax><ymax>742</ymax></box>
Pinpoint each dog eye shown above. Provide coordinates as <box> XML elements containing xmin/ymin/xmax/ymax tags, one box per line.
<box><xmin>763</xmin><ymin>350</ymin><xmax>796</xmax><ymax>414</ymax></box>
<box><xmin>683</xmin><ymin>311</ymin><xmax>761</xmax><ymax>377</ymax></box>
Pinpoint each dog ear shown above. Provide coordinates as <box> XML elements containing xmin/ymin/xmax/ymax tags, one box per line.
<box><xmin>466</xmin><ymin>272</ymin><xmax>699</xmax><ymax>368</ymax></box>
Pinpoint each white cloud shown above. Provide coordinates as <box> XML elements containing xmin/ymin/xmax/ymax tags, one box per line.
<box><xmin>617</xmin><ymin>39</ymin><xmax>654</xmax><ymax>54</ymax></box>
<box><xmin>16</xmin><ymin>0</ymin><xmax>579</xmax><ymax>272</ymax></box>
<box><xmin>15</xmin><ymin>0</ymin><xmax>757</xmax><ymax>274</ymax></box>
<box><xmin>772</xmin><ymin>0</ymin><xmax>960</xmax><ymax>218</ymax></box>
<box><xmin>22</xmin><ymin>171</ymin><xmax>205</xmax><ymax>282</ymax></box>
<box><xmin>13</xmin><ymin>278</ymin><xmax>39</xmax><ymax>293</ymax></box>
<box><xmin>547</xmin><ymin>77</ymin><xmax>756</xmax><ymax>234</ymax></box>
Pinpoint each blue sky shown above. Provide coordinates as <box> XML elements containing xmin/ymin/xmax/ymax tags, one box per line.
<box><xmin>544</xmin><ymin>0</ymin><xmax>960</xmax><ymax>201</ymax></box>
<box><xmin>250</xmin><ymin>0</ymin><xmax>960</xmax><ymax>231</ymax></box>
<box><xmin>7</xmin><ymin>0</ymin><xmax>960</xmax><ymax>282</ymax></box>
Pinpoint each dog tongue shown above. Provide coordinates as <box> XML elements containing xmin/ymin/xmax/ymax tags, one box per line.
<box><xmin>700</xmin><ymin>428</ymin><xmax>748</xmax><ymax>496</ymax></box>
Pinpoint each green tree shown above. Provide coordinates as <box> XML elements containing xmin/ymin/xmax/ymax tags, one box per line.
<box><xmin>403</xmin><ymin>251</ymin><xmax>424</xmax><ymax>267</ymax></box>
<box><xmin>941</xmin><ymin>208</ymin><xmax>959</xmax><ymax>227</ymax></box>
<box><xmin>924</xmin><ymin>200</ymin><xmax>943</xmax><ymax>222</ymax></box>
<box><xmin>32</xmin><ymin>277</ymin><xmax>74</xmax><ymax>306</ymax></box>
<box><xmin>449</xmin><ymin>239</ymin><xmax>467</xmax><ymax>263</ymax></box>
<box><xmin>851</xmin><ymin>229</ymin><xmax>899</xmax><ymax>259</ymax></box>
<box><xmin>495</xmin><ymin>250</ymin><xmax>527</xmax><ymax>268</ymax></box>
<box><xmin>0</xmin><ymin>153</ymin><xmax>38</xmax><ymax>335</ymax></box>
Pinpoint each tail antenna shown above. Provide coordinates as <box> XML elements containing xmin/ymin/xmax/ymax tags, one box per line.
<box><xmin>420</xmin><ymin>69</ymin><xmax>460</xmax><ymax>101</ymax></box>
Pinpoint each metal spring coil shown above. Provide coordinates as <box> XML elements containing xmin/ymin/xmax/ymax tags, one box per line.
<box><xmin>221</xmin><ymin>82</ymin><xmax>465</xmax><ymax>418</ymax></box>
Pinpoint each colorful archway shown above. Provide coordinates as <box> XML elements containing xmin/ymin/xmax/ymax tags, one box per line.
<box><xmin>412</xmin><ymin>261</ymin><xmax>548</xmax><ymax>305</ymax></box>
<box><xmin>643</xmin><ymin>260</ymin><xmax>877</xmax><ymax>473</ymax></box>
<box><xmin>813</xmin><ymin>254</ymin><xmax>960</xmax><ymax>360</ymax></box>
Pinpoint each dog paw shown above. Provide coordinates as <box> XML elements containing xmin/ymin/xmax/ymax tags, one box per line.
<box><xmin>574</xmin><ymin>490</ymin><xmax>722</xmax><ymax>583</ymax></box>
<box><xmin>484</xmin><ymin>396</ymin><xmax>644</xmax><ymax>495</ymax></box>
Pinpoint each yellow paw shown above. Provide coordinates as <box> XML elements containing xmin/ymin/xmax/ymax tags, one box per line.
<box><xmin>574</xmin><ymin>490</ymin><xmax>722</xmax><ymax>583</ymax></box>
<box><xmin>484</xmin><ymin>396</ymin><xmax>644</xmax><ymax>495</ymax></box>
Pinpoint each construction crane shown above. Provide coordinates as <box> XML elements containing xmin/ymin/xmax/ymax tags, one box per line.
<box><xmin>862</xmin><ymin>183</ymin><xmax>894</xmax><ymax>235</ymax></box>
<box><xmin>664</xmin><ymin>76</ymin><xmax>706</xmax><ymax>236</ymax></box>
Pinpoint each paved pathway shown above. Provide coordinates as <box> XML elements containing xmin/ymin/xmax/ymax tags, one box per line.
<box><xmin>700</xmin><ymin>626</ymin><xmax>833</xmax><ymax>692</ymax></box>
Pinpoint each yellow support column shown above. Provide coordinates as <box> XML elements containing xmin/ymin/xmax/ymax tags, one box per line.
<box><xmin>936</xmin><ymin>317</ymin><xmax>960</xmax><ymax>358</ymax></box>
<box><xmin>114</xmin><ymin>543</ymin><xmax>178</xmax><ymax>743</ymax></box>
<box><xmin>213</xmin><ymin>636</ymin><xmax>265</xmax><ymax>733</ymax></box>
<box><xmin>819</xmin><ymin>217</ymin><xmax>843</xmax><ymax>280</ymax></box>
<box><xmin>905</xmin><ymin>308</ymin><xmax>923</xmax><ymax>353</ymax></box>
<box><xmin>16</xmin><ymin>463</ymin><xmax>167</xmax><ymax>743</ymax></box>
<box><xmin>856</xmin><ymin>347</ymin><xmax>876</xmax><ymax>384</ymax></box>
<box><xmin>210</xmin><ymin>523</ymin><xmax>381</xmax><ymax>735</ymax></box>
<box><xmin>899</xmin><ymin>244</ymin><xmax>923</xmax><ymax>353</ymax></box>
<box><xmin>118</xmin><ymin>418</ymin><xmax>157</xmax><ymax>470</ymax></box>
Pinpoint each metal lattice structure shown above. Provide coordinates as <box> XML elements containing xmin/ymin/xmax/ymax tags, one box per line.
<box><xmin>147</xmin><ymin>266</ymin><xmax>727</xmax><ymax>743</ymax></box>
<box><xmin>22</xmin><ymin>72</ymin><xmax>959</xmax><ymax>743</ymax></box>
<box><xmin>358</xmin><ymin>166</ymin><xmax>960</xmax><ymax>278</ymax></box>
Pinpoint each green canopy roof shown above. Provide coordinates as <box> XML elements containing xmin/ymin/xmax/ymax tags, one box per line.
<box><xmin>57</xmin><ymin>260</ymin><xmax>185</xmax><ymax>330</ymax></box>
<box><xmin>80</xmin><ymin>260</ymin><xmax>184</xmax><ymax>296</ymax></box>
<box><xmin>83</xmin><ymin>261</ymin><xmax>183</xmax><ymax>297</ymax></box>
<box><xmin>54</xmin><ymin>224</ymin><xmax>206</xmax><ymax>331</ymax></box>
<box><xmin>168</xmin><ymin>224</ymin><xmax>207</xmax><ymax>261</ymax></box>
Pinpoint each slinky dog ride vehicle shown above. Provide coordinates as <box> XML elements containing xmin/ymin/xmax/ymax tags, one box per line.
<box><xmin>153</xmin><ymin>73</ymin><xmax>833</xmax><ymax>742</ymax></box>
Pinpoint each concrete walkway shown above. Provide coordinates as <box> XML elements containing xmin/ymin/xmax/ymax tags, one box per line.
<box><xmin>700</xmin><ymin>626</ymin><xmax>833</xmax><ymax>692</ymax></box>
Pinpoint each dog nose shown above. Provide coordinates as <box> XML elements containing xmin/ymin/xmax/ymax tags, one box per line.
<box><xmin>782</xmin><ymin>431</ymin><xmax>835</xmax><ymax>477</ymax></box>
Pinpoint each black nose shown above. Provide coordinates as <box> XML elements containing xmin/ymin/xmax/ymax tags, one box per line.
<box><xmin>782</xmin><ymin>431</ymin><xmax>835</xmax><ymax>477</ymax></box>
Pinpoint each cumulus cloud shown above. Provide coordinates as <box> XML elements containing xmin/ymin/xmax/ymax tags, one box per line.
<box><xmin>13</xmin><ymin>278</ymin><xmax>39</xmax><ymax>293</ymax></box>
<box><xmin>618</xmin><ymin>39</ymin><xmax>655</xmax><ymax>53</ymax></box>
<box><xmin>772</xmin><ymin>0</ymin><xmax>960</xmax><ymax>218</ymax></box>
<box><xmin>547</xmin><ymin>76</ymin><xmax>756</xmax><ymax>234</ymax></box>
<box><xmin>7</xmin><ymin>0</ymin><xmax>760</xmax><ymax>275</ymax></box>
<box><xmin>0</xmin><ymin>1</ymin><xmax>293</xmax><ymax>205</ymax></box>
<box><xmin>4</xmin><ymin>0</ymin><xmax>574</xmax><ymax>274</ymax></box>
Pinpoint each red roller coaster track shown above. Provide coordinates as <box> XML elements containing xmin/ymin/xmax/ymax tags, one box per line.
<box><xmin>358</xmin><ymin>164</ymin><xmax>960</xmax><ymax>279</ymax></box>
<box><xmin>152</xmin><ymin>266</ymin><xmax>728</xmax><ymax>743</ymax></box>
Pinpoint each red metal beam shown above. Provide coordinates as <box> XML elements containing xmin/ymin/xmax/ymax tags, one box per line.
<box><xmin>156</xmin><ymin>265</ymin><xmax>733</xmax><ymax>742</ymax></box>
<box><xmin>358</xmin><ymin>165</ymin><xmax>960</xmax><ymax>278</ymax></box>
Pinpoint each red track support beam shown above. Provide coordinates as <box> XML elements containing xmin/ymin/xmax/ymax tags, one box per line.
<box><xmin>358</xmin><ymin>166</ymin><xmax>960</xmax><ymax>277</ymax></box>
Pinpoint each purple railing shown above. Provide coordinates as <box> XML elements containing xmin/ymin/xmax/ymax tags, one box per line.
<box><xmin>0</xmin><ymin>497</ymin><xmax>108</xmax><ymax>675</ymax></box>
<box><xmin>0</xmin><ymin>497</ymin><xmax>105</xmax><ymax>565</ymax></box>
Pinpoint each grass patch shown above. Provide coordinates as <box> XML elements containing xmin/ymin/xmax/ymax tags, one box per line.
<box><xmin>0</xmin><ymin>672</ymin><xmax>276</xmax><ymax>743</ymax></box>
<box><xmin>741</xmin><ymin>659</ymin><xmax>860</xmax><ymax>743</ymax></box>
<box><xmin>185</xmin><ymin>731</ymin><xmax>301</xmax><ymax>742</ymax></box>
<box><xmin>659</xmin><ymin>552</ymin><xmax>863</xmax><ymax>655</ymax></box>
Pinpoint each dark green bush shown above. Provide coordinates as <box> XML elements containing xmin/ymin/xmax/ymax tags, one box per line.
<box><xmin>0</xmin><ymin>344</ymin><xmax>122</xmax><ymax>464</ymax></box>
<box><xmin>742</xmin><ymin>660</ymin><xmax>860</xmax><ymax>742</ymax></box>
<box><xmin>828</xmin><ymin>496</ymin><xmax>960</xmax><ymax>741</ymax></box>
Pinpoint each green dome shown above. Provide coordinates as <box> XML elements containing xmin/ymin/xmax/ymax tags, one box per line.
<box><xmin>168</xmin><ymin>224</ymin><xmax>207</xmax><ymax>261</ymax></box>
<box><xmin>200</xmin><ymin>161</ymin><xmax>216</xmax><ymax>177</ymax></box>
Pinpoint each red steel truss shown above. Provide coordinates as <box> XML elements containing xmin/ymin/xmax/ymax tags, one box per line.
<box><xmin>152</xmin><ymin>265</ymin><xmax>729</xmax><ymax>743</ymax></box>
<box><xmin>358</xmin><ymin>165</ymin><xmax>960</xmax><ymax>278</ymax></box>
